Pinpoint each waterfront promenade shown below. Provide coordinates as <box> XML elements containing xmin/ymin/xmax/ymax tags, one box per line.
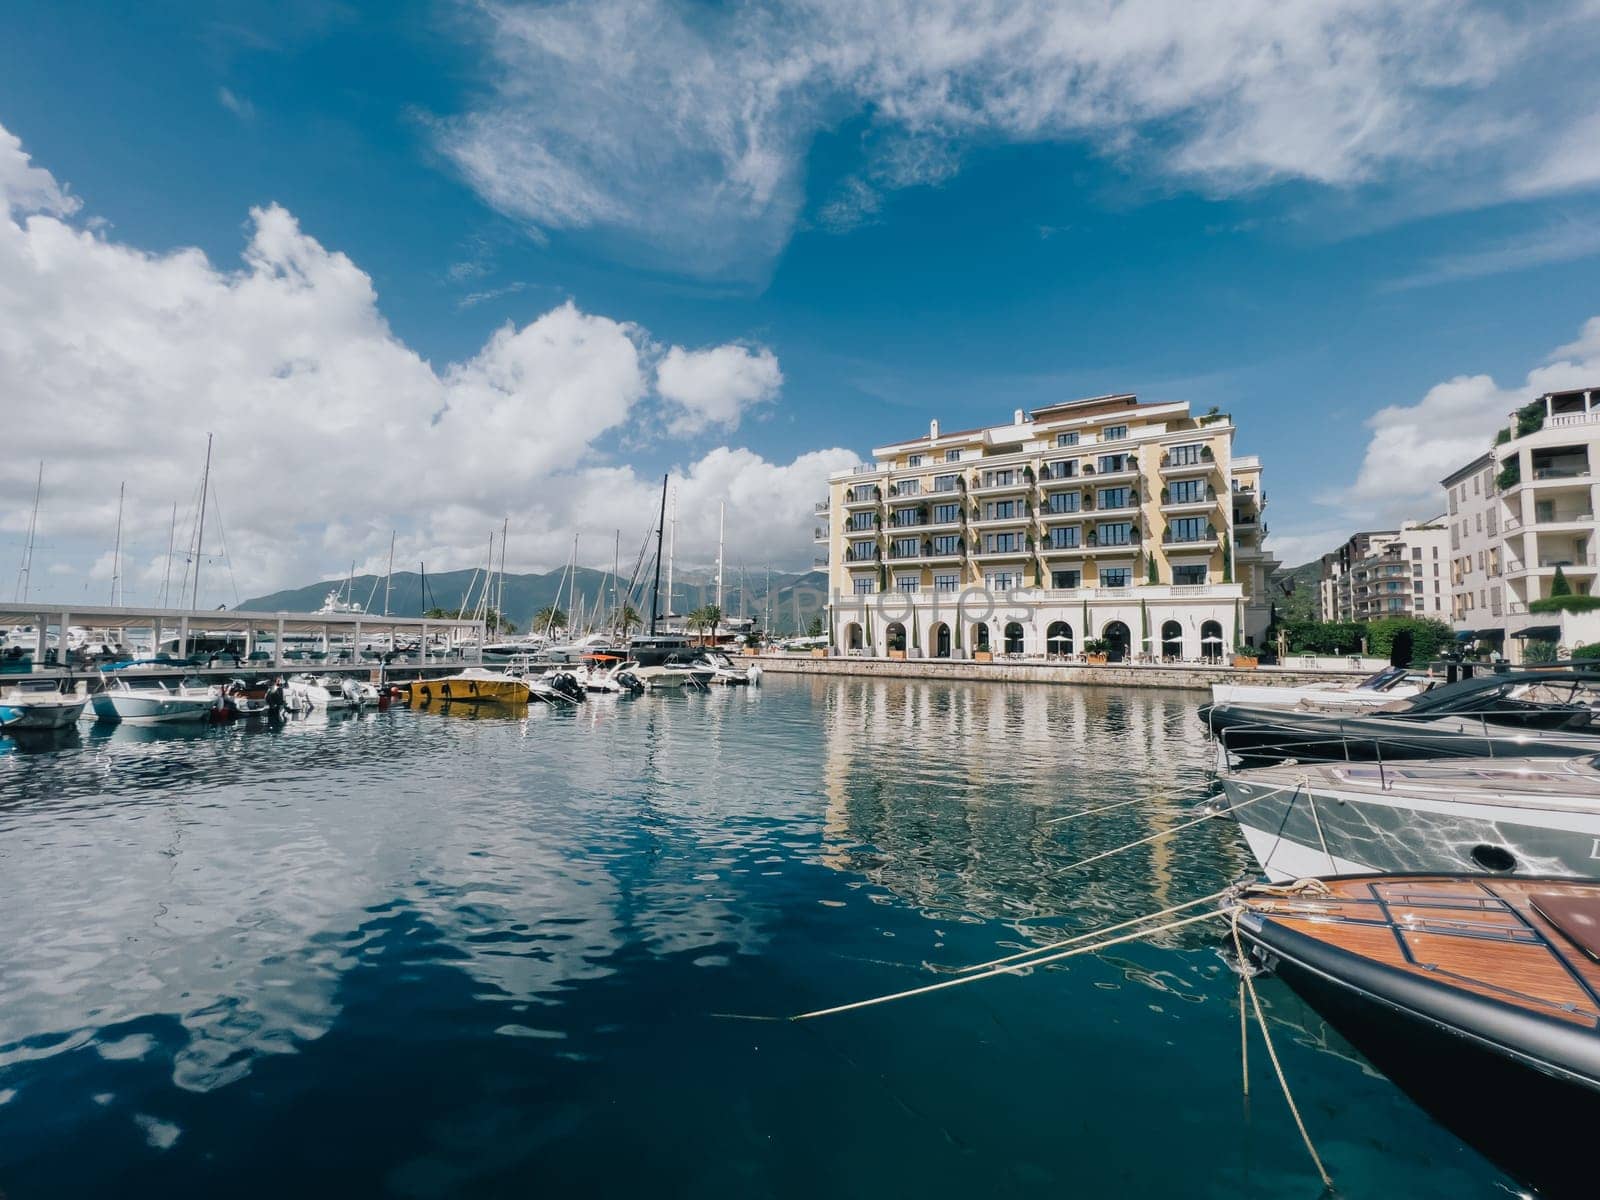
<box><xmin>753</xmin><ymin>652</ymin><xmax>1370</xmax><ymax>693</ymax></box>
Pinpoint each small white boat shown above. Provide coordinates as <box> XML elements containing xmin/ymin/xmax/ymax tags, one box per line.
<box><xmin>524</xmin><ymin>669</ymin><xmax>586</xmax><ymax>705</ymax></box>
<box><xmin>0</xmin><ymin>681</ymin><xmax>89</xmax><ymax>730</ymax></box>
<box><xmin>693</xmin><ymin>651</ymin><xmax>760</xmax><ymax>686</ymax></box>
<box><xmin>286</xmin><ymin>674</ymin><xmax>364</xmax><ymax>712</ymax></box>
<box><xmin>1209</xmin><ymin>664</ymin><xmax>1427</xmax><ymax>710</ymax></box>
<box><xmin>92</xmin><ymin>674</ymin><xmax>215</xmax><ymax>724</ymax></box>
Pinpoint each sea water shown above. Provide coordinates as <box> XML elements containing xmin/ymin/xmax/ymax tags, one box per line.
<box><xmin>0</xmin><ymin>676</ymin><xmax>1510</xmax><ymax>1197</ymax></box>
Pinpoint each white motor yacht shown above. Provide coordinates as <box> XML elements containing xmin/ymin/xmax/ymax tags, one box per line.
<box><xmin>1209</xmin><ymin>664</ymin><xmax>1428</xmax><ymax>709</ymax></box>
<box><xmin>92</xmin><ymin>674</ymin><xmax>215</xmax><ymax>724</ymax></box>
<box><xmin>286</xmin><ymin>674</ymin><xmax>364</xmax><ymax>712</ymax></box>
<box><xmin>0</xmin><ymin>680</ymin><xmax>89</xmax><ymax>730</ymax></box>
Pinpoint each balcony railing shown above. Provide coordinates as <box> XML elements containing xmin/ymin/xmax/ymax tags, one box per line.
<box><xmin>813</xmin><ymin>526</ymin><xmax>828</xmax><ymax>543</ymax></box>
<box><xmin>813</xmin><ymin>500</ymin><xmax>829</xmax><ymax>516</ymax></box>
<box><xmin>844</xmin><ymin>548</ymin><xmax>881</xmax><ymax>563</ymax></box>
<box><xmin>812</xmin><ymin>555</ymin><xmax>828</xmax><ymax>569</ymax></box>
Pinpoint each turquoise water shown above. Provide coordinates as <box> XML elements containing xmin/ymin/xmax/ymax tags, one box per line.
<box><xmin>0</xmin><ymin>677</ymin><xmax>1510</xmax><ymax>1197</ymax></box>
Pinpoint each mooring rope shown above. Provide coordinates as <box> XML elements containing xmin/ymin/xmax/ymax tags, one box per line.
<box><xmin>1040</xmin><ymin>777</ymin><xmax>1222</xmax><ymax>826</ymax></box>
<box><xmin>1231</xmin><ymin>906</ymin><xmax>1333</xmax><ymax>1190</ymax></box>
<box><xmin>959</xmin><ymin>886</ymin><xmax>1236</xmax><ymax>974</ymax></box>
<box><xmin>791</xmin><ymin>908</ymin><xmax>1230</xmax><ymax>1021</ymax></box>
<box><xmin>1046</xmin><ymin>781</ymin><xmax>1295</xmax><ymax>878</ymax></box>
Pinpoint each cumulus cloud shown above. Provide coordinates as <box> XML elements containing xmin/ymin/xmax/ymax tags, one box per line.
<box><xmin>434</xmin><ymin>0</ymin><xmax>1599</xmax><ymax>277</ymax></box>
<box><xmin>1333</xmin><ymin>317</ymin><xmax>1600</xmax><ymax>526</ymax></box>
<box><xmin>656</xmin><ymin>344</ymin><xmax>783</xmax><ymax>435</ymax></box>
<box><xmin>0</xmin><ymin>122</ymin><xmax>853</xmax><ymax>604</ymax></box>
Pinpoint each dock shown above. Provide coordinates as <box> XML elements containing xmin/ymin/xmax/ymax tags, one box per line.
<box><xmin>0</xmin><ymin>601</ymin><xmax>488</xmax><ymax>683</ymax></box>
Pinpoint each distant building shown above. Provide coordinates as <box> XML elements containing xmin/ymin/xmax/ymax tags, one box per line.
<box><xmin>1441</xmin><ymin>452</ymin><xmax>1500</xmax><ymax>639</ymax></box>
<box><xmin>1440</xmin><ymin>385</ymin><xmax>1600</xmax><ymax>659</ymax></box>
<box><xmin>1318</xmin><ymin>524</ymin><xmax>1447</xmax><ymax>623</ymax></box>
<box><xmin>813</xmin><ymin>392</ymin><xmax>1279</xmax><ymax>660</ymax></box>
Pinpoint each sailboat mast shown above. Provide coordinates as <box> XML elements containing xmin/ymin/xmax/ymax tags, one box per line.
<box><xmin>665</xmin><ymin>486</ymin><xmax>676</xmax><ymax>627</ymax></box>
<box><xmin>384</xmin><ymin>531</ymin><xmax>395</xmax><ymax>616</ymax></box>
<box><xmin>497</xmin><ymin>518</ymin><xmax>508</xmax><ymax>631</ymax></box>
<box><xmin>612</xmin><ymin>529</ymin><xmax>620</xmax><ymax>638</ymax></box>
<box><xmin>716</xmin><ymin>501</ymin><xmax>725</xmax><ymax>616</ymax></box>
<box><xmin>191</xmin><ymin>433</ymin><xmax>212</xmax><ymax>609</ymax></box>
<box><xmin>161</xmin><ymin>502</ymin><xmax>176</xmax><ymax>608</ymax></box>
<box><xmin>649</xmin><ymin>474</ymin><xmax>667</xmax><ymax>635</ymax></box>
<box><xmin>110</xmin><ymin>481</ymin><xmax>125</xmax><ymax>606</ymax></box>
<box><xmin>566</xmin><ymin>534</ymin><xmax>579</xmax><ymax>633</ymax></box>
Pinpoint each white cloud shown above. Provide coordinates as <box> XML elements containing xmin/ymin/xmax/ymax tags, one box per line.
<box><xmin>1387</xmin><ymin>218</ymin><xmax>1600</xmax><ymax>290</ymax></box>
<box><xmin>218</xmin><ymin>87</ymin><xmax>256</xmax><ymax>121</ymax></box>
<box><xmin>656</xmin><ymin>343</ymin><xmax>782</xmax><ymax>435</ymax></box>
<box><xmin>0</xmin><ymin>122</ymin><xmax>850</xmax><ymax>604</ymax></box>
<box><xmin>1332</xmin><ymin>317</ymin><xmax>1600</xmax><ymax>526</ymax></box>
<box><xmin>434</xmin><ymin>0</ymin><xmax>1599</xmax><ymax>277</ymax></box>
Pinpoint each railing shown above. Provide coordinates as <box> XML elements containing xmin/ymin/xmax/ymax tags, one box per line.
<box><xmin>812</xmin><ymin>555</ymin><xmax>828</xmax><ymax>568</ymax></box>
<box><xmin>813</xmin><ymin>500</ymin><xmax>829</xmax><ymax>516</ymax></box>
<box><xmin>1549</xmin><ymin>412</ymin><xmax>1600</xmax><ymax>428</ymax></box>
<box><xmin>1533</xmin><ymin>466</ymin><xmax>1590</xmax><ymax>480</ymax></box>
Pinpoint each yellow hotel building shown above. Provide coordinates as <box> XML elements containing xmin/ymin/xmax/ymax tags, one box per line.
<box><xmin>814</xmin><ymin>393</ymin><xmax>1278</xmax><ymax>660</ymax></box>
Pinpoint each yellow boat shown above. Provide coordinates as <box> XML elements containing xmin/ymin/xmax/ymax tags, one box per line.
<box><xmin>406</xmin><ymin>668</ymin><xmax>530</xmax><ymax>706</ymax></box>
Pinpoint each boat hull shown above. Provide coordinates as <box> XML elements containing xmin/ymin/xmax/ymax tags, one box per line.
<box><xmin>408</xmin><ymin>676</ymin><xmax>530</xmax><ymax>705</ymax></box>
<box><xmin>1241</xmin><ymin>906</ymin><xmax>1600</xmax><ymax>1199</ymax></box>
<box><xmin>91</xmin><ymin>692</ymin><xmax>211</xmax><ymax>724</ymax></box>
<box><xmin>1222</xmin><ymin>775</ymin><xmax>1600</xmax><ymax>882</ymax></box>
<box><xmin>0</xmin><ymin>697</ymin><xmax>88</xmax><ymax>730</ymax></box>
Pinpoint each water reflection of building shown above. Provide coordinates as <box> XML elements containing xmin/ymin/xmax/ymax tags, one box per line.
<box><xmin>817</xmin><ymin>678</ymin><xmax>1249</xmax><ymax>933</ymax></box>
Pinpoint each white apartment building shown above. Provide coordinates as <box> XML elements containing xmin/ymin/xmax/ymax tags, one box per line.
<box><xmin>1442</xmin><ymin>452</ymin><xmax>1502</xmax><ymax>637</ymax></box>
<box><xmin>1438</xmin><ymin>386</ymin><xmax>1600</xmax><ymax>658</ymax></box>
<box><xmin>1318</xmin><ymin>524</ymin><xmax>1449</xmax><ymax>622</ymax></box>
<box><xmin>814</xmin><ymin>393</ymin><xmax>1279</xmax><ymax>661</ymax></box>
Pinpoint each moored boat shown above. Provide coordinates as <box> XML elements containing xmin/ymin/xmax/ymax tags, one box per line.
<box><xmin>1233</xmin><ymin>874</ymin><xmax>1600</xmax><ymax>1199</ymax></box>
<box><xmin>91</xmin><ymin>674</ymin><xmax>215</xmax><ymax>724</ymax></box>
<box><xmin>0</xmin><ymin>680</ymin><xmax>88</xmax><ymax>730</ymax></box>
<box><xmin>1201</xmin><ymin>669</ymin><xmax>1600</xmax><ymax>766</ymax></box>
<box><xmin>1220</xmin><ymin>755</ymin><xmax>1600</xmax><ymax>882</ymax></box>
<box><xmin>406</xmin><ymin>668</ymin><xmax>530</xmax><ymax>706</ymax></box>
<box><xmin>1209</xmin><ymin>664</ymin><xmax>1426</xmax><ymax>709</ymax></box>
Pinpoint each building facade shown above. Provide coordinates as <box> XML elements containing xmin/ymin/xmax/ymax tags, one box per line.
<box><xmin>1442</xmin><ymin>452</ymin><xmax>1501</xmax><ymax>635</ymax></box>
<box><xmin>1437</xmin><ymin>386</ymin><xmax>1600</xmax><ymax>658</ymax></box>
<box><xmin>815</xmin><ymin>393</ymin><xmax>1279</xmax><ymax>660</ymax></box>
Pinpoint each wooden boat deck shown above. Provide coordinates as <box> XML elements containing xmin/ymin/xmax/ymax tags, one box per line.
<box><xmin>1243</xmin><ymin>877</ymin><xmax>1600</xmax><ymax>1027</ymax></box>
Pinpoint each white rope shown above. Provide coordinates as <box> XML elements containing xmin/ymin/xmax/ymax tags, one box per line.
<box><xmin>960</xmin><ymin>886</ymin><xmax>1235</xmax><ymax>974</ymax></box>
<box><xmin>1041</xmin><ymin>777</ymin><xmax>1221</xmax><ymax>826</ymax></box>
<box><xmin>792</xmin><ymin>908</ymin><xmax>1230</xmax><ymax>1022</ymax></box>
<box><xmin>1046</xmin><ymin>782</ymin><xmax>1294</xmax><ymax>878</ymax></box>
<box><xmin>1231</xmin><ymin>907</ymin><xmax>1333</xmax><ymax>1190</ymax></box>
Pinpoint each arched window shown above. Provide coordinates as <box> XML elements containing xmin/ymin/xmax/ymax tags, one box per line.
<box><xmin>974</xmin><ymin>622</ymin><xmax>991</xmax><ymax>652</ymax></box>
<box><xmin>1161</xmin><ymin>619</ymin><xmax>1183</xmax><ymax>660</ymax></box>
<box><xmin>845</xmin><ymin>622</ymin><xmax>863</xmax><ymax>650</ymax></box>
<box><xmin>1046</xmin><ymin>621</ymin><xmax>1073</xmax><ymax>657</ymax></box>
<box><xmin>1102</xmin><ymin>620</ymin><xmax>1132</xmax><ymax>663</ymax></box>
<box><xmin>886</xmin><ymin>622</ymin><xmax>907</xmax><ymax>652</ymax></box>
<box><xmin>931</xmin><ymin>622</ymin><xmax>951</xmax><ymax>658</ymax></box>
<box><xmin>1004</xmin><ymin>621</ymin><xmax>1025</xmax><ymax>654</ymax></box>
<box><xmin>1200</xmin><ymin>619</ymin><xmax>1224</xmax><ymax>662</ymax></box>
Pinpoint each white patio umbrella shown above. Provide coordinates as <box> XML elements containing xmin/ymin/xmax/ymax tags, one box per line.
<box><xmin>1201</xmin><ymin>635</ymin><xmax>1224</xmax><ymax>646</ymax></box>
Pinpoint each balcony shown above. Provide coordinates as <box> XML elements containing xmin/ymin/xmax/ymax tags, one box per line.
<box><xmin>971</xmin><ymin>542</ymin><xmax>1031</xmax><ymax>561</ymax></box>
<box><xmin>813</xmin><ymin>526</ymin><xmax>829</xmax><ymax>544</ymax></box>
<box><xmin>1086</xmin><ymin>462</ymin><xmax>1140</xmax><ymax>483</ymax></box>
<box><xmin>970</xmin><ymin>474</ymin><xmax>1032</xmax><ymax>497</ymax></box>
<box><xmin>969</xmin><ymin>508</ymin><xmax>1033</xmax><ymax>529</ymax></box>
<box><xmin>1159</xmin><ymin>452</ymin><xmax>1214</xmax><ymax>477</ymax></box>
<box><xmin>1161</xmin><ymin>487</ymin><xmax>1217</xmax><ymax>514</ymax></box>
<box><xmin>842</xmin><ymin>488</ymin><xmax>881</xmax><ymax>510</ymax></box>
<box><xmin>812</xmin><ymin>555</ymin><xmax>829</xmax><ymax>569</ymax></box>
<box><xmin>843</xmin><ymin>547</ymin><xmax>881</xmax><ymax>564</ymax></box>
<box><xmin>1040</xmin><ymin>541</ymin><xmax>1088</xmax><ymax>558</ymax></box>
<box><xmin>813</xmin><ymin>500</ymin><xmax>829</xmax><ymax>517</ymax></box>
<box><xmin>1163</xmin><ymin>531</ymin><xmax>1219</xmax><ymax>552</ymax></box>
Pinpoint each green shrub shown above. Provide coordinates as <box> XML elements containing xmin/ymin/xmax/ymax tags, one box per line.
<box><xmin>1495</xmin><ymin>428</ymin><xmax>1511</xmax><ymax>445</ymax></box>
<box><xmin>1572</xmin><ymin>643</ymin><xmax>1600</xmax><ymax>660</ymax></box>
<box><xmin>1363</xmin><ymin>617</ymin><xmax>1457</xmax><ymax>665</ymax></box>
<box><xmin>1523</xmin><ymin>638</ymin><xmax>1559</xmax><ymax>664</ymax></box>
<box><xmin>1496</xmin><ymin>460</ymin><xmax>1521</xmax><ymax>491</ymax></box>
<box><xmin>1515</xmin><ymin>399</ymin><xmax>1546</xmax><ymax>438</ymax></box>
<box><xmin>1529</xmin><ymin>593</ymin><xmax>1600</xmax><ymax>613</ymax></box>
<box><xmin>1551</xmin><ymin>564</ymin><xmax>1573</xmax><ymax>597</ymax></box>
<box><xmin>1280</xmin><ymin>619</ymin><xmax>1366</xmax><ymax>655</ymax></box>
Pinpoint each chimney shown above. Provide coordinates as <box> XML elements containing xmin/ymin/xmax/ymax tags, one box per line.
<box><xmin>930</xmin><ymin>418</ymin><xmax>939</xmax><ymax>440</ymax></box>
<box><xmin>1013</xmin><ymin>408</ymin><xmax>1024</xmax><ymax>426</ymax></box>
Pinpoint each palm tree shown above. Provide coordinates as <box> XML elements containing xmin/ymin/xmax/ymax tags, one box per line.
<box><xmin>614</xmin><ymin>603</ymin><xmax>642</xmax><ymax>636</ymax></box>
<box><xmin>533</xmin><ymin>604</ymin><xmax>568</xmax><ymax>633</ymax></box>
<box><xmin>687</xmin><ymin>604</ymin><xmax>722</xmax><ymax>644</ymax></box>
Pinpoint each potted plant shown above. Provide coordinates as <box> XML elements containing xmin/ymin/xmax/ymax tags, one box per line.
<box><xmin>1083</xmin><ymin>638</ymin><xmax>1110</xmax><ymax>665</ymax></box>
<box><xmin>1231</xmin><ymin>644</ymin><xmax>1259</xmax><ymax>669</ymax></box>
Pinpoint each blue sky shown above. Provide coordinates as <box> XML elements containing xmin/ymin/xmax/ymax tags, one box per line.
<box><xmin>5</xmin><ymin>0</ymin><xmax>1600</xmax><ymax>602</ymax></box>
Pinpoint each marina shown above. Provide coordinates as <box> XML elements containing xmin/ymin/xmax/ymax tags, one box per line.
<box><xmin>0</xmin><ymin>678</ymin><xmax>1520</xmax><ymax>1198</ymax></box>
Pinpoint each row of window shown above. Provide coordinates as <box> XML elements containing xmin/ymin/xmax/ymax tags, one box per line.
<box><xmin>853</xmin><ymin>565</ymin><xmax>1209</xmax><ymax>594</ymax></box>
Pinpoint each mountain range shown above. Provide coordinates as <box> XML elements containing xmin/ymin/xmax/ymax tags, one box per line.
<box><xmin>238</xmin><ymin>567</ymin><xmax>831</xmax><ymax>635</ymax></box>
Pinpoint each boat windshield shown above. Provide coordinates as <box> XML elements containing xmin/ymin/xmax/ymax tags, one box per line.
<box><xmin>1355</xmin><ymin>665</ymin><xmax>1408</xmax><ymax>692</ymax></box>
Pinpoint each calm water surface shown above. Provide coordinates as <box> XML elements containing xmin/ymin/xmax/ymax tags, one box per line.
<box><xmin>0</xmin><ymin>677</ymin><xmax>1512</xmax><ymax>1197</ymax></box>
